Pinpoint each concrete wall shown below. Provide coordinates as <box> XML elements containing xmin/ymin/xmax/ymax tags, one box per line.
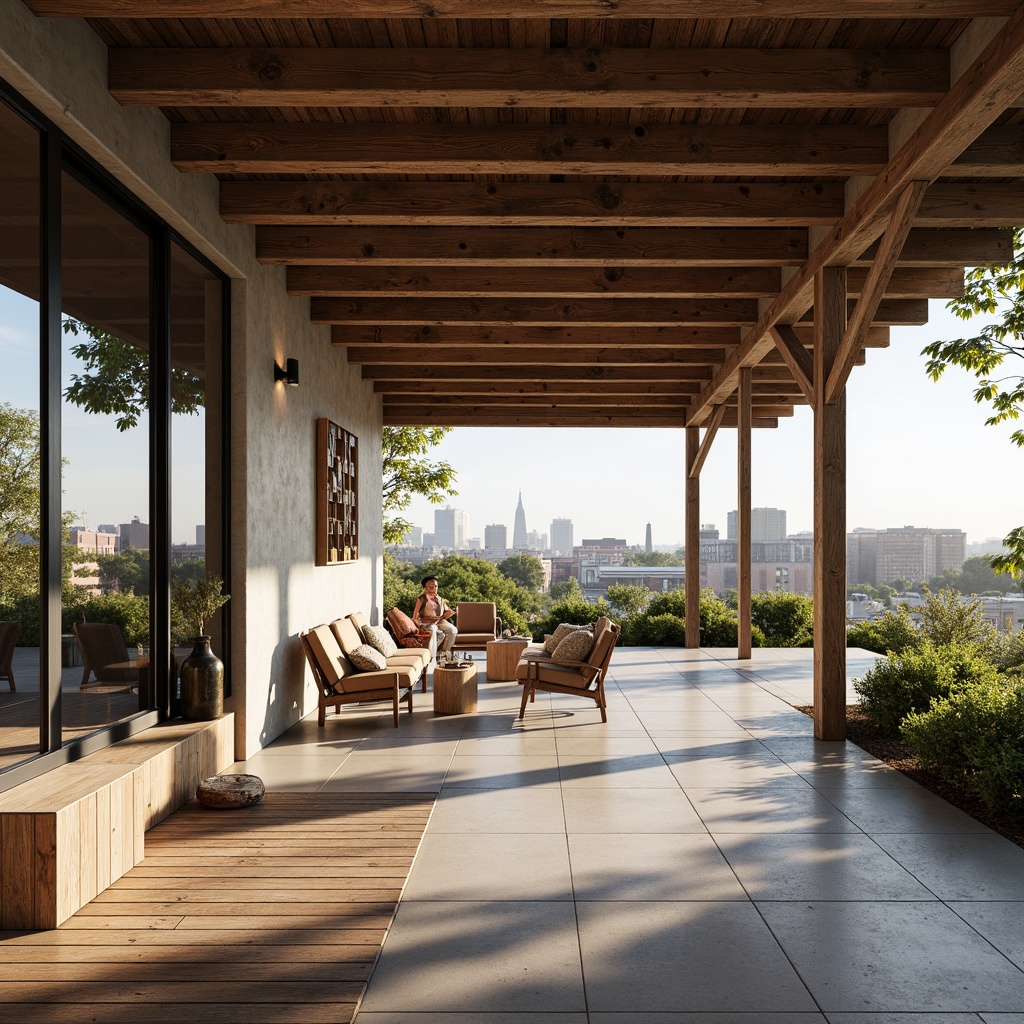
<box><xmin>0</xmin><ymin>2</ymin><xmax>384</xmax><ymax>759</ymax></box>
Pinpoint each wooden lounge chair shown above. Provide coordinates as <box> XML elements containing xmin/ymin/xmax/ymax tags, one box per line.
<box><xmin>452</xmin><ymin>601</ymin><xmax>501</xmax><ymax>651</ymax></box>
<box><xmin>517</xmin><ymin>616</ymin><xmax>620</xmax><ymax>723</ymax></box>
<box><xmin>73</xmin><ymin>621</ymin><xmax>139</xmax><ymax>689</ymax></box>
<box><xmin>0</xmin><ymin>621</ymin><xmax>21</xmax><ymax>692</ymax></box>
<box><xmin>299</xmin><ymin>623</ymin><xmax>415</xmax><ymax>727</ymax></box>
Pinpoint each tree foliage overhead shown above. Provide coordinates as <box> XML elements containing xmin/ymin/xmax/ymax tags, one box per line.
<box><xmin>0</xmin><ymin>403</ymin><xmax>41</xmax><ymax>603</ymax></box>
<box><xmin>382</xmin><ymin>426</ymin><xmax>458</xmax><ymax>546</ymax></box>
<box><xmin>922</xmin><ymin>234</ymin><xmax>1024</xmax><ymax>577</ymax></box>
<box><xmin>62</xmin><ymin>319</ymin><xmax>205</xmax><ymax>432</ymax></box>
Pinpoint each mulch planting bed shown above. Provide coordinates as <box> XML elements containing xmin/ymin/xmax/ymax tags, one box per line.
<box><xmin>796</xmin><ymin>704</ymin><xmax>1024</xmax><ymax>851</ymax></box>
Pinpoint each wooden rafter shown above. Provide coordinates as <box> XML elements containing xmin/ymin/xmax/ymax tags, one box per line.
<box><xmin>110</xmin><ymin>47</ymin><xmax>949</xmax><ymax>108</ymax></box>
<box><xmin>256</xmin><ymin>226</ymin><xmax>1009</xmax><ymax>268</ymax></box>
<box><xmin>826</xmin><ymin>180</ymin><xmax>930</xmax><ymax>405</ymax></box>
<box><xmin>290</xmin><ymin>265</ymin><xmax>962</xmax><ymax>300</ymax></box>
<box><xmin>172</xmin><ymin>121</ymin><xmax>1024</xmax><ymax>177</ymax></box>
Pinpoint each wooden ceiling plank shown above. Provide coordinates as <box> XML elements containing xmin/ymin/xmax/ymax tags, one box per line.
<box><xmin>226</xmin><ymin>181</ymin><xmax>846</xmax><ymax>228</ymax></box>
<box><xmin>111</xmin><ymin>46</ymin><xmax>948</xmax><ymax>108</ymax></box>
<box><xmin>171</xmin><ymin>122</ymin><xmax>891</xmax><ymax>176</ymax></box>
<box><xmin>686</xmin><ymin>11</ymin><xmax>1024</xmax><ymax>425</ymax></box>
<box><xmin>27</xmin><ymin>1</ymin><xmax>1019</xmax><ymax>17</ymax></box>
<box><xmin>769</xmin><ymin>325</ymin><xmax>815</xmax><ymax>407</ymax></box>
<box><xmin>826</xmin><ymin>179</ymin><xmax>929</xmax><ymax>405</ymax></box>
<box><xmin>362</xmin><ymin>364</ymin><xmax>713</xmax><ymax>381</ymax></box>
<box><xmin>375</xmin><ymin>380</ymin><xmax>702</xmax><ymax>395</ymax></box>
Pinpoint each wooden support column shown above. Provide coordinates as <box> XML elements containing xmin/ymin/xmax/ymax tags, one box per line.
<box><xmin>737</xmin><ymin>367</ymin><xmax>752</xmax><ymax>659</ymax></box>
<box><xmin>813</xmin><ymin>266</ymin><xmax>848</xmax><ymax>741</ymax></box>
<box><xmin>685</xmin><ymin>425</ymin><xmax>701</xmax><ymax>649</ymax></box>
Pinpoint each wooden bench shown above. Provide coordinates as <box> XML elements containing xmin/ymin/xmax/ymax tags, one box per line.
<box><xmin>0</xmin><ymin>714</ymin><xmax>234</xmax><ymax>930</ymax></box>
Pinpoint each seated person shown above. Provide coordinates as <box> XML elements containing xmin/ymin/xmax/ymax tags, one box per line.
<box><xmin>412</xmin><ymin>576</ymin><xmax>458</xmax><ymax>654</ymax></box>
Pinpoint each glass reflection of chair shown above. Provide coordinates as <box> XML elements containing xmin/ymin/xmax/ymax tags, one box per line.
<box><xmin>73</xmin><ymin>621</ymin><xmax>139</xmax><ymax>691</ymax></box>
<box><xmin>0</xmin><ymin>621</ymin><xmax>21</xmax><ymax>692</ymax></box>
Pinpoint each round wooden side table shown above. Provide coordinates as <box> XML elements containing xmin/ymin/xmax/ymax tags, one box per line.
<box><xmin>433</xmin><ymin>663</ymin><xmax>478</xmax><ymax>715</ymax></box>
<box><xmin>485</xmin><ymin>638</ymin><xmax>531</xmax><ymax>681</ymax></box>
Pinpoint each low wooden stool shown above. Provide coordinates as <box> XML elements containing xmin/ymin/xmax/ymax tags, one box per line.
<box><xmin>196</xmin><ymin>773</ymin><xmax>265</xmax><ymax>809</ymax></box>
<box><xmin>433</xmin><ymin>663</ymin><xmax>478</xmax><ymax>715</ymax></box>
<box><xmin>486</xmin><ymin>637</ymin><xmax>531</xmax><ymax>681</ymax></box>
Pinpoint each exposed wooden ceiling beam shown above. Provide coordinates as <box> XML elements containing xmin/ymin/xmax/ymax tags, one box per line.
<box><xmin>257</xmin><ymin>225</ymin><xmax>1009</xmax><ymax>267</ymax></box>
<box><xmin>333</xmin><ymin>324</ymin><xmax>890</xmax><ymax>348</ymax></box>
<box><xmin>27</xmin><ymin>1</ymin><xmax>1018</xmax><ymax>18</ymax></box>
<box><xmin>291</xmin><ymin>265</ymin><xmax>961</xmax><ymax>299</ymax></box>
<box><xmin>347</xmin><ymin>346</ymin><xmax>730</xmax><ymax>365</ymax></box>
<box><xmin>223</xmin><ymin>179</ymin><xmax>1024</xmax><ymax>229</ymax></box>
<box><xmin>382</xmin><ymin>409</ymin><xmax>780</xmax><ymax>429</ymax></box>
<box><xmin>375</xmin><ymin>380</ymin><xmax>703</xmax><ymax>395</ymax></box>
<box><xmin>686</xmin><ymin>10</ymin><xmax>1024</xmax><ymax>425</ymax></box>
<box><xmin>224</xmin><ymin>181</ymin><xmax>846</xmax><ymax>228</ymax></box>
<box><xmin>313</xmin><ymin>296</ymin><xmax>924</xmax><ymax>326</ymax></box>
<box><xmin>172</xmin><ymin>122</ymin><xmax>890</xmax><ymax>177</ymax></box>
<box><xmin>362</xmin><ymin>364</ymin><xmax>713</xmax><ymax>381</ymax></box>
<box><xmin>172</xmin><ymin>122</ymin><xmax>1023</xmax><ymax>177</ymax></box>
<box><xmin>111</xmin><ymin>47</ymin><xmax>948</xmax><ymax>109</ymax></box>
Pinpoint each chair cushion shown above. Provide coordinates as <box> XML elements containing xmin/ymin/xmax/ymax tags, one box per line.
<box><xmin>515</xmin><ymin>659</ymin><xmax>594</xmax><ymax>690</ymax></box>
<box><xmin>455</xmin><ymin>603</ymin><xmax>496</xmax><ymax>633</ymax></box>
<box><xmin>348</xmin><ymin>610</ymin><xmax>369</xmax><ymax>634</ymax></box>
<box><xmin>544</xmin><ymin>622</ymin><xmax>586</xmax><ymax>655</ymax></box>
<box><xmin>362</xmin><ymin>624</ymin><xmax>398</xmax><ymax>658</ymax></box>
<box><xmin>552</xmin><ymin>629</ymin><xmax>595</xmax><ymax>663</ymax></box>
<box><xmin>387</xmin><ymin>607</ymin><xmax>418</xmax><ymax>638</ymax></box>
<box><xmin>305</xmin><ymin>624</ymin><xmax>351</xmax><ymax>689</ymax></box>
<box><xmin>386</xmin><ymin>651</ymin><xmax>429</xmax><ymax>670</ymax></box>
<box><xmin>330</xmin><ymin>616</ymin><xmax>364</xmax><ymax>657</ymax></box>
<box><xmin>349</xmin><ymin>644</ymin><xmax>388</xmax><ymax>671</ymax></box>
<box><xmin>342</xmin><ymin>664</ymin><xmax>418</xmax><ymax>694</ymax></box>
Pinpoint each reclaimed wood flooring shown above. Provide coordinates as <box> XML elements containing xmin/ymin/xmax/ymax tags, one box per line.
<box><xmin>0</xmin><ymin>791</ymin><xmax>434</xmax><ymax>1023</ymax></box>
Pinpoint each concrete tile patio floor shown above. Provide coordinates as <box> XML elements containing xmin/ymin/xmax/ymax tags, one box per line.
<box><xmin>230</xmin><ymin>647</ymin><xmax>1024</xmax><ymax>1023</ymax></box>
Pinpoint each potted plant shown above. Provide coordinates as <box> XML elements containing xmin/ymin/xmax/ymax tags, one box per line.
<box><xmin>171</xmin><ymin>573</ymin><xmax>230</xmax><ymax>720</ymax></box>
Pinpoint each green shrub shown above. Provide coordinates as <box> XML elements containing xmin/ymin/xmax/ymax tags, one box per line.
<box><xmin>853</xmin><ymin>641</ymin><xmax>1000</xmax><ymax>733</ymax></box>
<box><xmin>621</xmin><ymin>612</ymin><xmax>687</xmax><ymax>646</ymax></box>
<box><xmin>529</xmin><ymin>597</ymin><xmax>609</xmax><ymax>642</ymax></box>
<box><xmin>846</xmin><ymin>605</ymin><xmax>920</xmax><ymax>655</ymax></box>
<box><xmin>918</xmin><ymin>588</ymin><xmax>998</xmax><ymax>655</ymax></box>
<box><xmin>902</xmin><ymin>678</ymin><xmax>1024</xmax><ymax>814</ymax></box>
<box><xmin>67</xmin><ymin>591</ymin><xmax>151</xmax><ymax>647</ymax></box>
<box><xmin>751</xmin><ymin>591</ymin><xmax>813</xmax><ymax>647</ymax></box>
<box><xmin>993</xmin><ymin>626</ymin><xmax>1024</xmax><ymax>677</ymax></box>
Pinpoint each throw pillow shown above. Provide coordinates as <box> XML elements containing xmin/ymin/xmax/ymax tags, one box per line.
<box><xmin>362</xmin><ymin>624</ymin><xmax>398</xmax><ymax>658</ymax></box>
<box><xmin>544</xmin><ymin>622</ymin><xmax>584</xmax><ymax>655</ymax></box>
<box><xmin>398</xmin><ymin>635</ymin><xmax>427</xmax><ymax>648</ymax></box>
<box><xmin>552</xmin><ymin>629</ymin><xmax>594</xmax><ymax>664</ymax></box>
<box><xmin>348</xmin><ymin>644</ymin><xmax>388</xmax><ymax>672</ymax></box>
<box><xmin>387</xmin><ymin>607</ymin><xmax>418</xmax><ymax>638</ymax></box>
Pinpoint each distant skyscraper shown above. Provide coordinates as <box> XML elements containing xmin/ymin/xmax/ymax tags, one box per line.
<box><xmin>645</xmin><ymin>523</ymin><xmax>652</xmax><ymax>552</ymax></box>
<box><xmin>434</xmin><ymin>507</ymin><xmax>468</xmax><ymax>550</ymax></box>
<box><xmin>550</xmin><ymin>518</ymin><xmax>573</xmax><ymax>555</ymax></box>
<box><xmin>727</xmin><ymin>507</ymin><xmax>787</xmax><ymax>542</ymax></box>
<box><xmin>512</xmin><ymin>491</ymin><xmax>528</xmax><ymax>551</ymax></box>
<box><xmin>484</xmin><ymin>524</ymin><xmax>508</xmax><ymax>551</ymax></box>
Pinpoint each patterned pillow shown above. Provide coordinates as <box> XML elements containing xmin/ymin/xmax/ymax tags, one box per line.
<box><xmin>544</xmin><ymin>622</ymin><xmax>584</xmax><ymax>655</ymax></box>
<box><xmin>348</xmin><ymin>644</ymin><xmax>388</xmax><ymax>671</ymax></box>
<box><xmin>362</xmin><ymin>624</ymin><xmax>398</xmax><ymax>658</ymax></box>
<box><xmin>387</xmin><ymin>607</ymin><xmax>418</xmax><ymax>638</ymax></box>
<box><xmin>552</xmin><ymin>629</ymin><xmax>594</xmax><ymax>664</ymax></box>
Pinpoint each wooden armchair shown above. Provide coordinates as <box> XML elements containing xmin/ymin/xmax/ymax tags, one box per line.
<box><xmin>300</xmin><ymin>624</ymin><xmax>415</xmax><ymax>727</ymax></box>
<box><xmin>0</xmin><ymin>621</ymin><xmax>21</xmax><ymax>692</ymax></box>
<box><xmin>452</xmin><ymin>602</ymin><xmax>501</xmax><ymax>651</ymax></box>
<box><xmin>73</xmin><ymin>622</ymin><xmax>139</xmax><ymax>690</ymax></box>
<box><xmin>517</xmin><ymin>616</ymin><xmax>620</xmax><ymax>723</ymax></box>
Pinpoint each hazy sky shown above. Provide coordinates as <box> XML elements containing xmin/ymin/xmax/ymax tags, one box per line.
<box><xmin>404</xmin><ymin>300</ymin><xmax>1023</xmax><ymax>548</ymax></box>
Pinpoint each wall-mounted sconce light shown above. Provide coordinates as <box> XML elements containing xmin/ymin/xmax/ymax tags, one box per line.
<box><xmin>274</xmin><ymin>357</ymin><xmax>300</xmax><ymax>387</ymax></box>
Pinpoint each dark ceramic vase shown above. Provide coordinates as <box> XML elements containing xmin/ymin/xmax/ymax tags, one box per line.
<box><xmin>181</xmin><ymin>636</ymin><xmax>224</xmax><ymax>720</ymax></box>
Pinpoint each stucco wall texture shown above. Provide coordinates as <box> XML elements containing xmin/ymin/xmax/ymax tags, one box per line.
<box><xmin>0</xmin><ymin>2</ymin><xmax>384</xmax><ymax>759</ymax></box>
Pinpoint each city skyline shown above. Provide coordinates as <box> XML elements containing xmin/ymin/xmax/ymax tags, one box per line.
<box><xmin>402</xmin><ymin>301</ymin><xmax>1024</xmax><ymax>549</ymax></box>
